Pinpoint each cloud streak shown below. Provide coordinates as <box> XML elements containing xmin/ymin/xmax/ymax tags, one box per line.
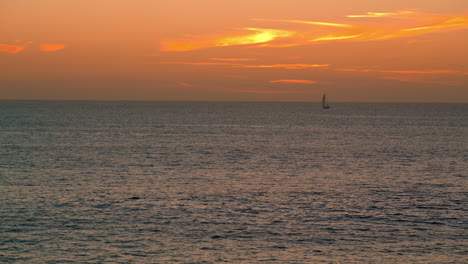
<box><xmin>270</xmin><ymin>79</ymin><xmax>321</xmax><ymax>84</ymax></box>
<box><xmin>160</xmin><ymin>62</ymin><xmax>330</xmax><ymax>69</ymax></box>
<box><xmin>1</xmin><ymin>42</ymin><xmax>66</xmax><ymax>53</ymax></box>
<box><xmin>238</xmin><ymin>63</ymin><xmax>330</xmax><ymax>69</ymax></box>
<box><xmin>40</xmin><ymin>44</ymin><xmax>66</xmax><ymax>52</ymax></box>
<box><xmin>209</xmin><ymin>58</ymin><xmax>256</xmax><ymax>61</ymax></box>
<box><xmin>160</xmin><ymin>10</ymin><xmax>468</xmax><ymax>51</ymax></box>
<box><xmin>161</xmin><ymin>28</ymin><xmax>294</xmax><ymax>52</ymax></box>
<box><xmin>0</xmin><ymin>44</ymin><xmax>26</xmax><ymax>54</ymax></box>
<box><xmin>335</xmin><ymin>68</ymin><xmax>468</xmax><ymax>75</ymax></box>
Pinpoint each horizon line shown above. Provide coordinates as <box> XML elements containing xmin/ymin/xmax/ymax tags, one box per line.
<box><xmin>1</xmin><ymin>99</ymin><xmax>467</xmax><ymax>104</ymax></box>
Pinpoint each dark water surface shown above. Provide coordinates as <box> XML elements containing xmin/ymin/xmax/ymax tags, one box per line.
<box><xmin>1</xmin><ymin>102</ymin><xmax>467</xmax><ymax>263</ymax></box>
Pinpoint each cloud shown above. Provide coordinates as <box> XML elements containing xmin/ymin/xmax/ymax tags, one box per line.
<box><xmin>401</xmin><ymin>17</ymin><xmax>468</xmax><ymax>32</ymax></box>
<box><xmin>0</xmin><ymin>41</ymin><xmax>32</xmax><ymax>54</ymax></box>
<box><xmin>270</xmin><ymin>79</ymin><xmax>320</xmax><ymax>84</ymax></box>
<box><xmin>0</xmin><ymin>44</ymin><xmax>26</xmax><ymax>54</ymax></box>
<box><xmin>160</xmin><ymin>62</ymin><xmax>330</xmax><ymax>69</ymax></box>
<box><xmin>160</xmin><ymin>61</ymin><xmax>241</xmax><ymax>66</ymax></box>
<box><xmin>40</xmin><ymin>44</ymin><xmax>65</xmax><ymax>52</ymax></box>
<box><xmin>161</xmin><ymin>28</ymin><xmax>294</xmax><ymax>52</ymax></box>
<box><xmin>237</xmin><ymin>64</ymin><xmax>330</xmax><ymax>69</ymax></box>
<box><xmin>178</xmin><ymin>82</ymin><xmax>193</xmax><ymax>87</ymax></box>
<box><xmin>1</xmin><ymin>42</ymin><xmax>66</xmax><ymax>53</ymax></box>
<box><xmin>310</xmin><ymin>34</ymin><xmax>362</xmax><ymax>42</ymax></box>
<box><xmin>335</xmin><ymin>68</ymin><xmax>467</xmax><ymax>75</ymax></box>
<box><xmin>160</xmin><ymin>10</ymin><xmax>468</xmax><ymax>51</ymax></box>
<box><xmin>209</xmin><ymin>58</ymin><xmax>256</xmax><ymax>61</ymax></box>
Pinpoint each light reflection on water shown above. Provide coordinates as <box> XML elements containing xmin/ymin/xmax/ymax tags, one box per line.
<box><xmin>0</xmin><ymin>102</ymin><xmax>467</xmax><ymax>263</ymax></box>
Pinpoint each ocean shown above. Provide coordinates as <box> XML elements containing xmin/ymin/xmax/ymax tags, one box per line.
<box><xmin>0</xmin><ymin>101</ymin><xmax>466</xmax><ymax>263</ymax></box>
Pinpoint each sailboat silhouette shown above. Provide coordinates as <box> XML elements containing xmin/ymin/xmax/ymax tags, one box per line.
<box><xmin>322</xmin><ymin>93</ymin><xmax>330</xmax><ymax>109</ymax></box>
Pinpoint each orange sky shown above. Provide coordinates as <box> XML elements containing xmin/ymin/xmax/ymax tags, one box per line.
<box><xmin>1</xmin><ymin>0</ymin><xmax>467</xmax><ymax>102</ymax></box>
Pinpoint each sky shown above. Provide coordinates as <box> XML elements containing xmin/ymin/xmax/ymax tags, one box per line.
<box><xmin>1</xmin><ymin>0</ymin><xmax>468</xmax><ymax>102</ymax></box>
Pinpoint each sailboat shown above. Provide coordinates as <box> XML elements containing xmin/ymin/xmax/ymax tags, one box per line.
<box><xmin>322</xmin><ymin>93</ymin><xmax>330</xmax><ymax>109</ymax></box>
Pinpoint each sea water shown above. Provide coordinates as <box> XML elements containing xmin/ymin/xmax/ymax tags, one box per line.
<box><xmin>0</xmin><ymin>102</ymin><xmax>466</xmax><ymax>263</ymax></box>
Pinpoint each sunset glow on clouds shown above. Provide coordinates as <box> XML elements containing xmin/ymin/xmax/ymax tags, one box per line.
<box><xmin>0</xmin><ymin>41</ymin><xmax>32</xmax><ymax>53</ymax></box>
<box><xmin>40</xmin><ymin>44</ymin><xmax>66</xmax><ymax>52</ymax></box>
<box><xmin>160</xmin><ymin>10</ymin><xmax>468</xmax><ymax>51</ymax></box>
<box><xmin>270</xmin><ymin>80</ymin><xmax>320</xmax><ymax>84</ymax></box>
<box><xmin>0</xmin><ymin>42</ymin><xmax>65</xmax><ymax>53</ymax></box>
<box><xmin>0</xmin><ymin>44</ymin><xmax>26</xmax><ymax>54</ymax></box>
<box><xmin>335</xmin><ymin>68</ymin><xmax>468</xmax><ymax>75</ymax></box>
<box><xmin>238</xmin><ymin>64</ymin><xmax>329</xmax><ymax>69</ymax></box>
<box><xmin>160</xmin><ymin>28</ymin><xmax>294</xmax><ymax>51</ymax></box>
<box><xmin>161</xmin><ymin>62</ymin><xmax>330</xmax><ymax>69</ymax></box>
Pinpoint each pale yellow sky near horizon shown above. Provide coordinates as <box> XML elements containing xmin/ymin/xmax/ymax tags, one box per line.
<box><xmin>1</xmin><ymin>0</ymin><xmax>468</xmax><ymax>102</ymax></box>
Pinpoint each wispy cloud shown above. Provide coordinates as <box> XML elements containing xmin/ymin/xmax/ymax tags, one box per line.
<box><xmin>336</xmin><ymin>68</ymin><xmax>468</xmax><ymax>75</ymax></box>
<box><xmin>0</xmin><ymin>44</ymin><xmax>26</xmax><ymax>54</ymax></box>
<box><xmin>310</xmin><ymin>34</ymin><xmax>362</xmax><ymax>42</ymax></box>
<box><xmin>40</xmin><ymin>44</ymin><xmax>66</xmax><ymax>52</ymax></box>
<box><xmin>160</xmin><ymin>61</ymin><xmax>241</xmax><ymax>66</ymax></box>
<box><xmin>1</xmin><ymin>41</ymin><xmax>66</xmax><ymax>53</ymax></box>
<box><xmin>401</xmin><ymin>17</ymin><xmax>468</xmax><ymax>32</ymax></box>
<box><xmin>160</xmin><ymin>10</ymin><xmax>468</xmax><ymax>51</ymax></box>
<box><xmin>160</xmin><ymin>62</ymin><xmax>330</xmax><ymax>69</ymax></box>
<box><xmin>237</xmin><ymin>64</ymin><xmax>330</xmax><ymax>69</ymax></box>
<box><xmin>209</xmin><ymin>58</ymin><xmax>256</xmax><ymax>61</ymax></box>
<box><xmin>270</xmin><ymin>79</ymin><xmax>321</xmax><ymax>84</ymax></box>
<box><xmin>0</xmin><ymin>41</ymin><xmax>32</xmax><ymax>54</ymax></box>
<box><xmin>161</xmin><ymin>28</ymin><xmax>294</xmax><ymax>52</ymax></box>
<box><xmin>178</xmin><ymin>82</ymin><xmax>193</xmax><ymax>87</ymax></box>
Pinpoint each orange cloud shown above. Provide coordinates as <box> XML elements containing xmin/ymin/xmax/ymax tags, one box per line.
<box><xmin>209</xmin><ymin>58</ymin><xmax>256</xmax><ymax>61</ymax></box>
<box><xmin>161</xmin><ymin>10</ymin><xmax>468</xmax><ymax>51</ymax></box>
<box><xmin>336</xmin><ymin>68</ymin><xmax>467</xmax><ymax>75</ymax></box>
<box><xmin>0</xmin><ymin>44</ymin><xmax>26</xmax><ymax>54</ymax></box>
<box><xmin>40</xmin><ymin>44</ymin><xmax>65</xmax><ymax>52</ymax></box>
<box><xmin>160</xmin><ymin>62</ymin><xmax>241</xmax><ymax>66</ymax></box>
<box><xmin>310</xmin><ymin>34</ymin><xmax>362</xmax><ymax>42</ymax></box>
<box><xmin>381</xmin><ymin>69</ymin><xmax>467</xmax><ymax>75</ymax></box>
<box><xmin>0</xmin><ymin>41</ymin><xmax>32</xmax><ymax>54</ymax></box>
<box><xmin>238</xmin><ymin>64</ymin><xmax>330</xmax><ymax>69</ymax></box>
<box><xmin>402</xmin><ymin>17</ymin><xmax>468</xmax><ymax>32</ymax></box>
<box><xmin>178</xmin><ymin>82</ymin><xmax>193</xmax><ymax>87</ymax></box>
<box><xmin>160</xmin><ymin>62</ymin><xmax>330</xmax><ymax>69</ymax></box>
<box><xmin>161</xmin><ymin>28</ymin><xmax>294</xmax><ymax>51</ymax></box>
<box><xmin>270</xmin><ymin>79</ymin><xmax>320</xmax><ymax>84</ymax></box>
